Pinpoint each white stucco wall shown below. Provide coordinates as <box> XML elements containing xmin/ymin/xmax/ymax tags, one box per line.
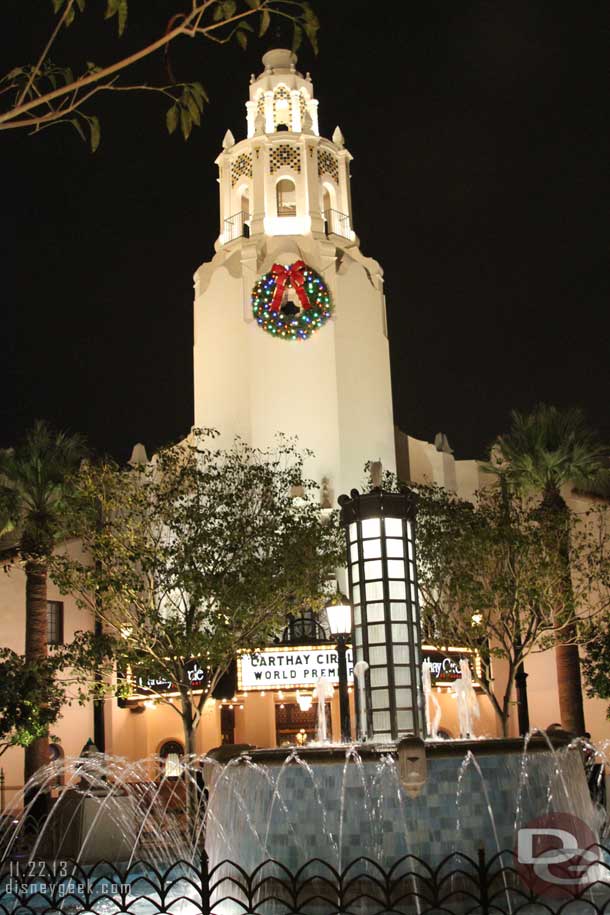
<box><xmin>0</xmin><ymin>543</ymin><xmax>95</xmax><ymax>807</ymax></box>
<box><xmin>194</xmin><ymin>236</ymin><xmax>396</xmax><ymax>501</ymax></box>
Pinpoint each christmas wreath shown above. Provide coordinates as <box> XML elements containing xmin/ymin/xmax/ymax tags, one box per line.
<box><xmin>251</xmin><ymin>260</ymin><xmax>332</xmax><ymax>341</ymax></box>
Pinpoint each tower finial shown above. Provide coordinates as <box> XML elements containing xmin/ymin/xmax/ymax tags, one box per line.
<box><xmin>222</xmin><ymin>129</ymin><xmax>235</xmax><ymax>150</ymax></box>
<box><xmin>332</xmin><ymin>126</ymin><xmax>345</xmax><ymax>148</ymax></box>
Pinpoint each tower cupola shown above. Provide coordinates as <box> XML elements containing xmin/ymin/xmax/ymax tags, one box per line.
<box><xmin>246</xmin><ymin>48</ymin><xmax>318</xmax><ymax>137</ymax></box>
<box><xmin>215</xmin><ymin>49</ymin><xmax>356</xmax><ymax>245</ymax></box>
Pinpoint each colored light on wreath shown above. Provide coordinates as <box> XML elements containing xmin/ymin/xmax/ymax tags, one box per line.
<box><xmin>251</xmin><ymin>261</ymin><xmax>332</xmax><ymax>341</ymax></box>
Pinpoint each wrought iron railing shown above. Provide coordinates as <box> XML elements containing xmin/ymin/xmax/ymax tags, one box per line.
<box><xmin>280</xmin><ymin>612</ymin><xmax>329</xmax><ymax>645</ymax></box>
<box><xmin>224</xmin><ymin>210</ymin><xmax>250</xmax><ymax>242</ymax></box>
<box><xmin>0</xmin><ymin>848</ymin><xmax>608</xmax><ymax>914</ymax></box>
<box><xmin>324</xmin><ymin>208</ymin><xmax>352</xmax><ymax>240</ymax></box>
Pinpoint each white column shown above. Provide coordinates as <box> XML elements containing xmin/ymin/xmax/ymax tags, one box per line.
<box><xmin>217</xmin><ymin>155</ymin><xmax>232</xmax><ymax>241</ymax></box>
<box><xmin>290</xmin><ymin>90</ymin><xmax>301</xmax><ymax>132</ymax></box>
<box><xmin>250</xmin><ymin>140</ymin><xmax>266</xmax><ymax>236</ymax></box>
<box><xmin>246</xmin><ymin>100</ymin><xmax>255</xmax><ymax>138</ymax></box>
<box><xmin>308</xmin><ymin>98</ymin><xmax>320</xmax><ymax>136</ymax></box>
<box><xmin>264</xmin><ymin>91</ymin><xmax>274</xmax><ymax>134</ymax></box>
<box><xmin>303</xmin><ymin>138</ymin><xmax>324</xmax><ymax>235</ymax></box>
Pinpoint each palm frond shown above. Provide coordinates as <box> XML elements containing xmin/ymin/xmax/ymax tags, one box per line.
<box><xmin>0</xmin><ymin>421</ymin><xmax>88</xmax><ymax>555</ymax></box>
<box><xmin>488</xmin><ymin>404</ymin><xmax>608</xmax><ymax>494</ymax></box>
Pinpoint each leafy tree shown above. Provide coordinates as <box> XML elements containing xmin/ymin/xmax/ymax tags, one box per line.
<box><xmin>0</xmin><ymin>650</ymin><xmax>65</xmax><ymax>757</ymax></box>
<box><xmin>0</xmin><ymin>0</ymin><xmax>319</xmax><ymax>148</ymax></box>
<box><xmin>0</xmin><ymin>421</ymin><xmax>87</xmax><ymax>782</ymax></box>
<box><xmin>489</xmin><ymin>404</ymin><xmax>609</xmax><ymax>734</ymax></box>
<box><xmin>415</xmin><ymin>482</ymin><xmax>610</xmax><ymax>737</ymax></box>
<box><xmin>0</xmin><ymin>636</ymin><xmax>109</xmax><ymax>757</ymax></box>
<box><xmin>51</xmin><ymin>431</ymin><xmax>343</xmax><ymax>759</ymax></box>
<box><xmin>581</xmin><ymin>618</ymin><xmax>610</xmax><ymax>719</ymax></box>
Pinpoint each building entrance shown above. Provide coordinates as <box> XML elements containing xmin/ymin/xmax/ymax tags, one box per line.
<box><xmin>274</xmin><ymin>702</ymin><xmax>330</xmax><ymax>747</ymax></box>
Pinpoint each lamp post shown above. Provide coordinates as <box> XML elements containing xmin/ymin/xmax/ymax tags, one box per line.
<box><xmin>338</xmin><ymin>487</ymin><xmax>424</xmax><ymax>742</ymax></box>
<box><xmin>326</xmin><ymin>595</ymin><xmax>352</xmax><ymax>743</ymax></box>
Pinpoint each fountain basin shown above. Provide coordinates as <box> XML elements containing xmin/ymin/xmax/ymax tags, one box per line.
<box><xmin>204</xmin><ymin>735</ymin><xmax>600</xmax><ymax>871</ymax></box>
<box><xmin>38</xmin><ymin>791</ymin><xmax>138</xmax><ymax>863</ymax></box>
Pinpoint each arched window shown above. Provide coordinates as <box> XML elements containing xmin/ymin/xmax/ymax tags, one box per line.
<box><xmin>159</xmin><ymin>740</ymin><xmax>183</xmax><ymax>778</ymax></box>
<box><xmin>322</xmin><ymin>188</ymin><xmax>332</xmax><ymax>219</ymax></box>
<box><xmin>322</xmin><ymin>185</ymin><xmax>337</xmax><ymax>235</ymax></box>
<box><xmin>240</xmin><ymin>188</ymin><xmax>250</xmax><ymax>219</ymax></box>
<box><xmin>276</xmin><ymin>178</ymin><xmax>296</xmax><ymax>217</ymax></box>
<box><xmin>239</xmin><ymin>187</ymin><xmax>251</xmax><ymax>238</ymax></box>
<box><xmin>273</xmin><ymin>86</ymin><xmax>291</xmax><ymax>129</ymax></box>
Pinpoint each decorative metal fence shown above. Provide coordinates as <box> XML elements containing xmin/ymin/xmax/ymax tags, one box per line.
<box><xmin>224</xmin><ymin>210</ymin><xmax>250</xmax><ymax>241</ymax></box>
<box><xmin>323</xmin><ymin>209</ymin><xmax>352</xmax><ymax>240</ymax></box>
<box><xmin>0</xmin><ymin>848</ymin><xmax>609</xmax><ymax>914</ymax></box>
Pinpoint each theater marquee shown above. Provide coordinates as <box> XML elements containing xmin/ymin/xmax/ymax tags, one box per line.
<box><xmin>238</xmin><ymin>645</ymin><xmax>355</xmax><ymax>691</ymax></box>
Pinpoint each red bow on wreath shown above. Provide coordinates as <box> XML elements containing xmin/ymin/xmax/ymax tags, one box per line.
<box><xmin>270</xmin><ymin>260</ymin><xmax>311</xmax><ymax>312</ymax></box>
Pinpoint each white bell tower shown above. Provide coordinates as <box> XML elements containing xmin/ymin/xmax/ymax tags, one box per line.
<box><xmin>193</xmin><ymin>48</ymin><xmax>396</xmax><ymax>502</ymax></box>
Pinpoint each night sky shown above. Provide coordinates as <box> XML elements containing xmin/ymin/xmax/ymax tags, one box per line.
<box><xmin>2</xmin><ymin>1</ymin><xmax>608</xmax><ymax>462</ymax></box>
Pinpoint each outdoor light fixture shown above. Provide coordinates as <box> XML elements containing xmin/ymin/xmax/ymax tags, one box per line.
<box><xmin>325</xmin><ymin>592</ymin><xmax>352</xmax><ymax>742</ymax></box>
<box><xmin>338</xmin><ymin>487</ymin><xmax>424</xmax><ymax>741</ymax></box>
<box><xmin>326</xmin><ymin>595</ymin><xmax>352</xmax><ymax>638</ymax></box>
<box><xmin>296</xmin><ymin>690</ymin><xmax>313</xmax><ymax>712</ymax></box>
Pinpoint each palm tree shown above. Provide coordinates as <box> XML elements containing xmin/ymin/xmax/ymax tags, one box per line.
<box><xmin>491</xmin><ymin>404</ymin><xmax>608</xmax><ymax>734</ymax></box>
<box><xmin>0</xmin><ymin>421</ymin><xmax>86</xmax><ymax>784</ymax></box>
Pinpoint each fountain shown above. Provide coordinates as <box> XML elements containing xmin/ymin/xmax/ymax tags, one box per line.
<box><xmin>202</xmin><ymin>734</ymin><xmax>606</xmax><ymax>873</ymax></box>
<box><xmin>421</xmin><ymin>659</ymin><xmax>441</xmax><ymax>741</ymax></box>
<box><xmin>0</xmin><ymin>734</ymin><xmax>607</xmax><ymax>915</ymax></box>
<box><xmin>313</xmin><ymin>676</ymin><xmax>335</xmax><ymax>743</ymax></box>
<box><xmin>1</xmin><ymin>737</ymin><xmax>606</xmax><ymax>870</ymax></box>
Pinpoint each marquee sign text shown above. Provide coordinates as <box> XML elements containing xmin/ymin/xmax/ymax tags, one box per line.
<box><xmin>238</xmin><ymin>646</ymin><xmax>354</xmax><ymax>691</ymax></box>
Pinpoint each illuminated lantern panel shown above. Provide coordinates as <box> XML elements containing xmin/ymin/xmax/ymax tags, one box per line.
<box><xmin>340</xmin><ymin>490</ymin><xmax>424</xmax><ymax>741</ymax></box>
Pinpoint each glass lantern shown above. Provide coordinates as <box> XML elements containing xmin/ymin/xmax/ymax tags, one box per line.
<box><xmin>338</xmin><ymin>489</ymin><xmax>424</xmax><ymax>741</ymax></box>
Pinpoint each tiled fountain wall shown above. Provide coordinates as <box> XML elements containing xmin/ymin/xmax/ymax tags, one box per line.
<box><xmin>205</xmin><ymin>744</ymin><xmax>597</xmax><ymax>870</ymax></box>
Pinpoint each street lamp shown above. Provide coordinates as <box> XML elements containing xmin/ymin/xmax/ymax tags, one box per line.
<box><xmin>326</xmin><ymin>593</ymin><xmax>352</xmax><ymax>742</ymax></box>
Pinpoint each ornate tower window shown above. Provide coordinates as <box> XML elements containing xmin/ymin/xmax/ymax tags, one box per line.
<box><xmin>276</xmin><ymin>178</ymin><xmax>296</xmax><ymax>216</ymax></box>
<box><xmin>231</xmin><ymin>152</ymin><xmax>252</xmax><ymax>186</ymax></box>
<box><xmin>318</xmin><ymin>148</ymin><xmax>339</xmax><ymax>183</ymax></box>
<box><xmin>269</xmin><ymin>144</ymin><xmax>301</xmax><ymax>174</ymax></box>
<box><xmin>273</xmin><ymin>85</ymin><xmax>292</xmax><ymax>129</ymax></box>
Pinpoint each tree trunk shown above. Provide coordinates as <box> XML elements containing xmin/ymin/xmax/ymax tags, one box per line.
<box><xmin>181</xmin><ymin>699</ymin><xmax>202</xmax><ymax>848</ymax></box>
<box><xmin>183</xmin><ymin>715</ymin><xmax>197</xmax><ymax>757</ymax></box>
<box><xmin>24</xmin><ymin>559</ymin><xmax>49</xmax><ymax>784</ymax></box>
<box><xmin>542</xmin><ymin>486</ymin><xmax>586</xmax><ymax>735</ymax></box>
<box><xmin>555</xmin><ymin>639</ymin><xmax>585</xmax><ymax>734</ymax></box>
